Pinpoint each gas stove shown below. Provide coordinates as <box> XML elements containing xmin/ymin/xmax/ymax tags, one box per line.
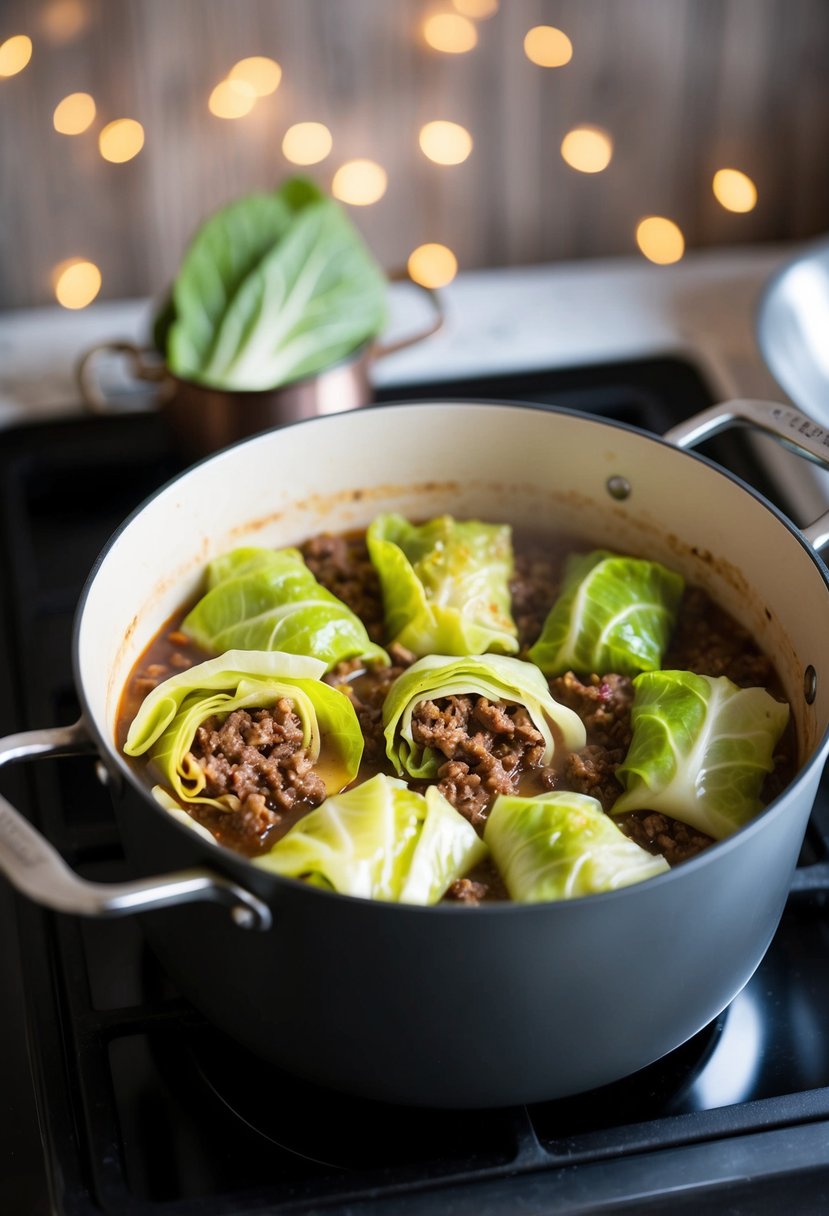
<box><xmin>1</xmin><ymin>354</ymin><xmax>828</xmax><ymax>1215</ymax></box>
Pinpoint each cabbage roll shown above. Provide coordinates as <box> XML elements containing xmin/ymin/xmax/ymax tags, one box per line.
<box><xmin>366</xmin><ymin>513</ymin><xmax>519</xmax><ymax>657</ymax></box>
<box><xmin>124</xmin><ymin>650</ymin><xmax>364</xmax><ymax>810</ymax></box>
<box><xmin>382</xmin><ymin>653</ymin><xmax>587</xmax><ymax>779</ymax></box>
<box><xmin>612</xmin><ymin>670</ymin><xmax>790</xmax><ymax>839</ymax></box>
<box><xmin>528</xmin><ymin>549</ymin><xmax>684</xmax><ymax>677</ymax></box>
<box><xmin>181</xmin><ymin>546</ymin><xmax>388</xmax><ymax>672</ymax></box>
<box><xmin>485</xmin><ymin>791</ymin><xmax>669</xmax><ymax>902</ymax></box>
<box><xmin>255</xmin><ymin>773</ymin><xmax>488</xmax><ymax>904</ymax></box>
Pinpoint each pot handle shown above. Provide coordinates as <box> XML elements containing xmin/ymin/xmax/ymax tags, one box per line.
<box><xmin>0</xmin><ymin>722</ymin><xmax>271</xmax><ymax>930</ymax></box>
<box><xmin>663</xmin><ymin>398</ymin><xmax>829</xmax><ymax>551</ymax></box>
<box><xmin>77</xmin><ymin>341</ymin><xmax>173</xmax><ymax>413</ymax></box>
<box><xmin>371</xmin><ymin>267</ymin><xmax>444</xmax><ymax>360</ymax></box>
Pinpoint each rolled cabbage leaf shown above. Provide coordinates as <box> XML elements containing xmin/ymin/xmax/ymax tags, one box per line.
<box><xmin>612</xmin><ymin>670</ymin><xmax>790</xmax><ymax>839</ymax></box>
<box><xmin>383</xmin><ymin>653</ymin><xmax>587</xmax><ymax>779</ymax></box>
<box><xmin>181</xmin><ymin>546</ymin><xmax>388</xmax><ymax>671</ymax></box>
<box><xmin>123</xmin><ymin>650</ymin><xmax>364</xmax><ymax>810</ymax></box>
<box><xmin>527</xmin><ymin>549</ymin><xmax>684</xmax><ymax>677</ymax></box>
<box><xmin>485</xmin><ymin>791</ymin><xmax>669</xmax><ymax>902</ymax></box>
<box><xmin>366</xmin><ymin>513</ymin><xmax>519</xmax><ymax>657</ymax></box>
<box><xmin>255</xmin><ymin>773</ymin><xmax>488</xmax><ymax>904</ymax></box>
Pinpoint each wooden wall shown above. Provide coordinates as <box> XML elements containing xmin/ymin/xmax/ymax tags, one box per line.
<box><xmin>1</xmin><ymin>0</ymin><xmax>828</xmax><ymax>308</ymax></box>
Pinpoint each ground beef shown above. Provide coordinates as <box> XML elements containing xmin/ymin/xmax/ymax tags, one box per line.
<box><xmin>664</xmin><ymin>586</ymin><xmax>774</xmax><ymax>687</ymax></box>
<box><xmin>187</xmin><ymin>703</ymin><xmax>325</xmax><ymax>853</ymax></box>
<box><xmin>510</xmin><ymin>551</ymin><xmax>563</xmax><ymax>649</ymax></box>
<box><xmin>618</xmin><ymin>810</ymin><xmax>714</xmax><ymax>865</ymax></box>
<box><xmin>300</xmin><ymin>532</ymin><xmax>385</xmax><ymax>643</ymax></box>
<box><xmin>549</xmin><ymin>672</ymin><xmax>634</xmax><ymax>749</ymax></box>
<box><xmin>410</xmin><ymin>695</ymin><xmax>549</xmax><ymax>825</ymax></box>
<box><xmin>327</xmin><ymin>646</ymin><xmax>415</xmax><ymax>765</ymax></box>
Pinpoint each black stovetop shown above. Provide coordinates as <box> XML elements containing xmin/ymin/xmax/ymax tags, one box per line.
<box><xmin>1</xmin><ymin>356</ymin><xmax>828</xmax><ymax>1216</ymax></box>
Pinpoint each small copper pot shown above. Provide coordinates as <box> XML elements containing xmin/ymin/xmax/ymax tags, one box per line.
<box><xmin>77</xmin><ymin>270</ymin><xmax>443</xmax><ymax>458</ymax></box>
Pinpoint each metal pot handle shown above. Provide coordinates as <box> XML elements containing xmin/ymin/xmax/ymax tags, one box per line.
<box><xmin>77</xmin><ymin>341</ymin><xmax>173</xmax><ymax>413</ymax></box>
<box><xmin>663</xmin><ymin>398</ymin><xmax>829</xmax><ymax>551</ymax></box>
<box><xmin>371</xmin><ymin>267</ymin><xmax>444</xmax><ymax>360</ymax></box>
<box><xmin>0</xmin><ymin>722</ymin><xmax>271</xmax><ymax>930</ymax></box>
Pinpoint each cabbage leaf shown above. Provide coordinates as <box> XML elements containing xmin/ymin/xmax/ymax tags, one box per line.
<box><xmin>484</xmin><ymin>791</ymin><xmax>669</xmax><ymax>902</ymax></box>
<box><xmin>255</xmin><ymin>773</ymin><xmax>487</xmax><ymax>904</ymax></box>
<box><xmin>382</xmin><ymin>653</ymin><xmax>587</xmax><ymax>779</ymax></box>
<box><xmin>181</xmin><ymin>546</ymin><xmax>388</xmax><ymax>671</ymax></box>
<box><xmin>366</xmin><ymin>513</ymin><xmax>518</xmax><ymax>657</ymax></box>
<box><xmin>123</xmin><ymin>649</ymin><xmax>364</xmax><ymax>810</ymax></box>
<box><xmin>528</xmin><ymin>549</ymin><xmax>684</xmax><ymax>677</ymax></box>
<box><xmin>165</xmin><ymin>177</ymin><xmax>388</xmax><ymax>390</ymax></box>
<box><xmin>612</xmin><ymin>670</ymin><xmax>790</xmax><ymax>839</ymax></box>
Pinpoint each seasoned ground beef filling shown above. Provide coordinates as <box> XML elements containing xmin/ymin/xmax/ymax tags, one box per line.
<box><xmin>187</xmin><ymin>703</ymin><xmax>325</xmax><ymax>853</ymax></box>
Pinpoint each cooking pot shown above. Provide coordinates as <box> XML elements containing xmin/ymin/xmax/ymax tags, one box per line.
<box><xmin>1</xmin><ymin>398</ymin><xmax>828</xmax><ymax>1109</ymax></box>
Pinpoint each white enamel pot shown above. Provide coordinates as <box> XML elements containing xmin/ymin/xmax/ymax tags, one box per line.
<box><xmin>1</xmin><ymin>399</ymin><xmax>829</xmax><ymax>1109</ymax></box>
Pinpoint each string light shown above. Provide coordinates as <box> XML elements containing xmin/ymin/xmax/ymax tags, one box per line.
<box><xmin>53</xmin><ymin>91</ymin><xmax>96</xmax><ymax>135</ymax></box>
<box><xmin>331</xmin><ymin>160</ymin><xmax>388</xmax><ymax>206</ymax></box>
<box><xmin>208</xmin><ymin>78</ymin><xmax>256</xmax><ymax>119</ymax></box>
<box><xmin>560</xmin><ymin>126</ymin><xmax>613</xmax><ymax>174</ymax></box>
<box><xmin>98</xmin><ymin>118</ymin><xmax>145</xmax><ymax>163</ymax></box>
<box><xmin>407</xmin><ymin>243</ymin><xmax>458</xmax><ymax>288</ymax></box>
<box><xmin>636</xmin><ymin>217</ymin><xmax>685</xmax><ymax>265</ymax></box>
<box><xmin>419</xmin><ymin>120</ymin><xmax>473</xmax><ymax>166</ymax></box>
<box><xmin>228</xmin><ymin>56</ymin><xmax>282</xmax><ymax>97</ymax></box>
<box><xmin>53</xmin><ymin>259</ymin><xmax>102</xmax><ymax>309</ymax></box>
<box><xmin>452</xmin><ymin>0</ymin><xmax>498</xmax><ymax>17</ymax></box>
<box><xmin>0</xmin><ymin>34</ymin><xmax>33</xmax><ymax>76</ymax></box>
<box><xmin>523</xmin><ymin>26</ymin><xmax>572</xmax><ymax>68</ymax></box>
<box><xmin>282</xmin><ymin>122</ymin><xmax>333</xmax><ymax>165</ymax></box>
<box><xmin>712</xmin><ymin>168</ymin><xmax>757</xmax><ymax>213</ymax></box>
<box><xmin>39</xmin><ymin>0</ymin><xmax>88</xmax><ymax>43</ymax></box>
<box><xmin>423</xmin><ymin>13</ymin><xmax>478</xmax><ymax>53</ymax></box>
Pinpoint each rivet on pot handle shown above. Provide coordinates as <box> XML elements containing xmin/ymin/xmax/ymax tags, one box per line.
<box><xmin>664</xmin><ymin>399</ymin><xmax>829</xmax><ymax>552</ymax></box>
<box><xmin>0</xmin><ymin>722</ymin><xmax>272</xmax><ymax>931</ymax></box>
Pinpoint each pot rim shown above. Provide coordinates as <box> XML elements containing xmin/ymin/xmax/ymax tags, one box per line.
<box><xmin>71</xmin><ymin>397</ymin><xmax>829</xmax><ymax>915</ymax></box>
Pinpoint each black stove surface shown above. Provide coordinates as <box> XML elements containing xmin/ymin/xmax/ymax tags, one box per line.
<box><xmin>1</xmin><ymin>356</ymin><xmax>829</xmax><ymax>1216</ymax></box>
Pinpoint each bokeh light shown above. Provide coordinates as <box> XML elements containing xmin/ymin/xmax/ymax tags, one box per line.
<box><xmin>228</xmin><ymin>56</ymin><xmax>282</xmax><ymax>97</ymax></box>
<box><xmin>419</xmin><ymin>120</ymin><xmax>473</xmax><ymax>166</ymax></box>
<box><xmin>523</xmin><ymin>26</ymin><xmax>572</xmax><ymax>68</ymax></box>
<box><xmin>53</xmin><ymin>259</ymin><xmax>102</xmax><ymax>309</ymax></box>
<box><xmin>407</xmin><ymin>243</ymin><xmax>458</xmax><ymax>289</ymax></box>
<box><xmin>53</xmin><ymin>91</ymin><xmax>96</xmax><ymax>135</ymax></box>
<box><xmin>452</xmin><ymin>0</ymin><xmax>498</xmax><ymax>17</ymax></box>
<box><xmin>98</xmin><ymin>118</ymin><xmax>145</xmax><ymax>163</ymax></box>
<box><xmin>0</xmin><ymin>34</ymin><xmax>33</xmax><ymax>76</ymax></box>
<box><xmin>423</xmin><ymin>13</ymin><xmax>478</xmax><ymax>53</ymax></box>
<box><xmin>712</xmin><ymin>168</ymin><xmax>757</xmax><ymax>213</ymax></box>
<box><xmin>331</xmin><ymin>159</ymin><xmax>388</xmax><ymax>206</ymax></box>
<box><xmin>282</xmin><ymin>122</ymin><xmax>333</xmax><ymax>165</ymax></box>
<box><xmin>39</xmin><ymin>0</ymin><xmax>88</xmax><ymax>43</ymax></box>
<box><xmin>560</xmin><ymin>126</ymin><xmax>613</xmax><ymax>174</ymax></box>
<box><xmin>208</xmin><ymin>78</ymin><xmax>256</xmax><ymax>119</ymax></box>
<box><xmin>636</xmin><ymin>217</ymin><xmax>685</xmax><ymax>265</ymax></box>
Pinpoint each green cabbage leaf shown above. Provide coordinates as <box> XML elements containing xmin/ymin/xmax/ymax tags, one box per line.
<box><xmin>366</xmin><ymin>513</ymin><xmax>518</xmax><ymax>657</ymax></box>
<box><xmin>165</xmin><ymin>176</ymin><xmax>388</xmax><ymax>390</ymax></box>
<box><xmin>528</xmin><ymin>549</ymin><xmax>684</xmax><ymax>677</ymax></box>
<box><xmin>255</xmin><ymin>773</ymin><xmax>487</xmax><ymax>904</ymax></box>
<box><xmin>484</xmin><ymin>791</ymin><xmax>669</xmax><ymax>901</ymax></box>
<box><xmin>181</xmin><ymin>546</ymin><xmax>388</xmax><ymax>671</ymax></box>
<box><xmin>123</xmin><ymin>649</ymin><xmax>364</xmax><ymax>810</ymax></box>
<box><xmin>382</xmin><ymin>653</ymin><xmax>587</xmax><ymax>779</ymax></box>
<box><xmin>612</xmin><ymin>670</ymin><xmax>790</xmax><ymax>839</ymax></box>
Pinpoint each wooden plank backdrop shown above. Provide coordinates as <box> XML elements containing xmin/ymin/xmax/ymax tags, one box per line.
<box><xmin>1</xmin><ymin>0</ymin><xmax>828</xmax><ymax>308</ymax></box>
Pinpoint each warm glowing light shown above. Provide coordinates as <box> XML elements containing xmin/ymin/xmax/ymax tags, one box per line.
<box><xmin>208</xmin><ymin>78</ymin><xmax>256</xmax><ymax>119</ymax></box>
<box><xmin>98</xmin><ymin>118</ymin><xmax>145</xmax><ymax>163</ymax></box>
<box><xmin>282</xmin><ymin>122</ymin><xmax>333</xmax><ymax>165</ymax></box>
<box><xmin>53</xmin><ymin>91</ymin><xmax>96</xmax><ymax>135</ymax></box>
<box><xmin>419</xmin><ymin>120</ymin><xmax>473</xmax><ymax>166</ymax></box>
<box><xmin>0</xmin><ymin>34</ymin><xmax>33</xmax><ymax>76</ymax></box>
<box><xmin>331</xmin><ymin>159</ymin><xmax>387</xmax><ymax>206</ymax></box>
<box><xmin>423</xmin><ymin>13</ymin><xmax>478</xmax><ymax>53</ymax></box>
<box><xmin>636</xmin><ymin>217</ymin><xmax>685</xmax><ymax>265</ymax></box>
<box><xmin>560</xmin><ymin>126</ymin><xmax>613</xmax><ymax>174</ymax></box>
<box><xmin>228</xmin><ymin>55</ymin><xmax>282</xmax><ymax>97</ymax></box>
<box><xmin>40</xmin><ymin>0</ymin><xmax>88</xmax><ymax>43</ymax></box>
<box><xmin>53</xmin><ymin>259</ymin><xmax>102</xmax><ymax>309</ymax></box>
<box><xmin>712</xmin><ymin>168</ymin><xmax>757</xmax><ymax>213</ymax></box>
<box><xmin>407</xmin><ymin>243</ymin><xmax>458</xmax><ymax>289</ymax></box>
<box><xmin>452</xmin><ymin>0</ymin><xmax>498</xmax><ymax>17</ymax></box>
<box><xmin>524</xmin><ymin>26</ymin><xmax>572</xmax><ymax>67</ymax></box>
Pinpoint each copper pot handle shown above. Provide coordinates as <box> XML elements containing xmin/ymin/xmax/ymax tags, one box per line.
<box><xmin>372</xmin><ymin>267</ymin><xmax>445</xmax><ymax>360</ymax></box>
<box><xmin>77</xmin><ymin>340</ymin><xmax>172</xmax><ymax>413</ymax></box>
